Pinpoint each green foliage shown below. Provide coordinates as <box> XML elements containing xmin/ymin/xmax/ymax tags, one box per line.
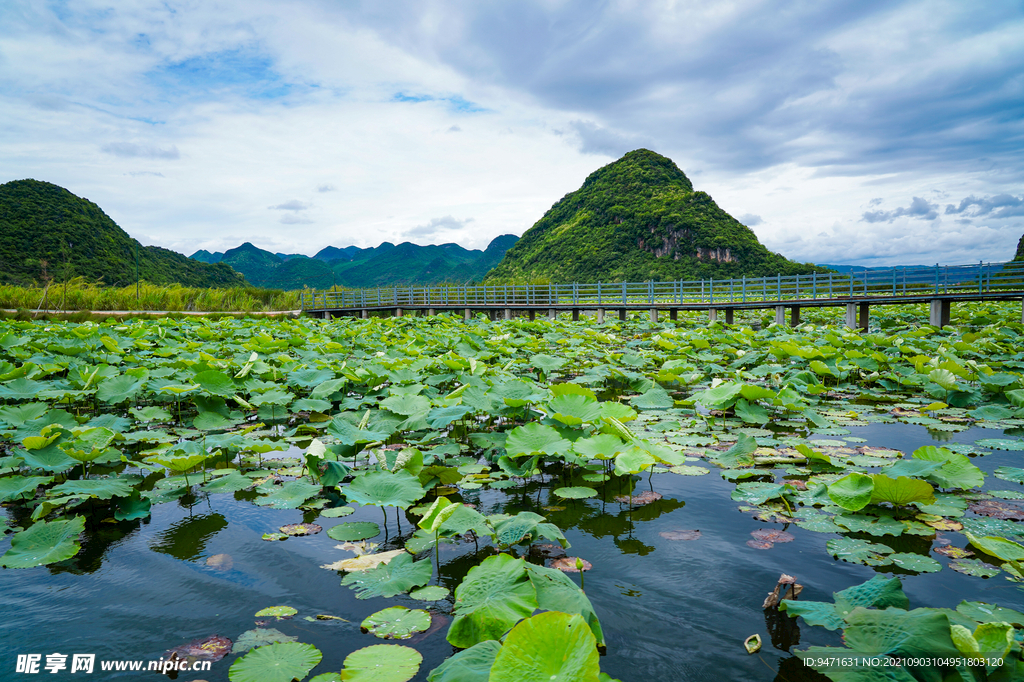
<box><xmin>0</xmin><ymin>179</ymin><xmax>245</xmax><ymax>288</ymax></box>
<box><xmin>485</xmin><ymin>149</ymin><xmax>823</xmax><ymax>283</ymax></box>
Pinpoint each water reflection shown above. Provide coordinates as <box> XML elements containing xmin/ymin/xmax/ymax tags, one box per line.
<box><xmin>150</xmin><ymin>513</ymin><xmax>227</xmax><ymax>561</ymax></box>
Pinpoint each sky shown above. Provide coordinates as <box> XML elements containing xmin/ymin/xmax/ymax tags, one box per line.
<box><xmin>1</xmin><ymin>1</ymin><xmax>1022</xmax><ymax>267</ymax></box>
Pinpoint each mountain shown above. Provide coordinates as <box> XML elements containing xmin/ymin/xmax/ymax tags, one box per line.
<box><xmin>485</xmin><ymin>149</ymin><xmax>823</xmax><ymax>283</ymax></box>
<box><xmin>1015</xmin><ymin>234</ymin><xmax>1024</xmax><ymax>261</ymax></box>
<box><xmin>0</xmin><ymin>179</ymin><xmax>245</xmax><ymax>288</ymax></box>
<box><xmin>196</xmin><ymin>236</ymin><xmax>519</xmax><ymax>289</ymax></box>
<box><xmin>190</xmin><ymin>249</ymin><xmax>223</xmax><ymax>264</ymax></box>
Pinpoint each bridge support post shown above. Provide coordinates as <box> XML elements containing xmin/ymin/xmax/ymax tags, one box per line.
<box><xmin>572</xmin><ymin>309</ymin><xmax>580</xmax><ymax>322</ymax></box>
<box><xmin>503</xmin><ymin>308</ymin><xmax>511</xmax><ymax>320</ymax></box>
<box><xmin>859</xmin><ymin>302</ymin><xmax>870</xmax><ymax>330</ymax></box>
<box><xmin>725</xmin><ymin>308</ymin><xmax>734</xmax><ymax>325</ymax></box>
<box><xmin>463</xmin><ymin>308</ymin><xmax>471</xmax><ymax>321</ymax></box>
<box><xmin>529</xmin><ymin>310</ymin><xmax>536</xmax><ymax>321</ymax></box>
<box><xmin>395</xmin><ymin>308</ymin><xmax>403</xmax><ymax>317</ymax></box>
<box><xmin>650</xmin><ymin>308</ymin><xmax>659</xmax><ymax>323</ymax></box>
<box><xmin>548</xmin><ymin>309</ymin><xmax>556</xmax><ymax>320</ymax></box>
<box><xmin>775</xmin><ymin>305</ymin><xmax>785</xmax><ymax>326</ymax></box>
<box><xmin>790</xmin><ymin>306</ymin><xmax>800</xmax><ymax>327</ymax></box>
<box><xmin>428</xmin><ymin>308</ymin><xmax>435</xmax><ymax>316</ymax></box>
<box><xmin>709</xmin><ymin>308</ymin><xmax>717</xmax><ymax>322</ymax></box>
<box><xmin>619</xmin><ymin>309</ymin><xmax>626</xmax><ymax>321</ymax></box>
<box><xmin>929</xmin><ymin>299</ymin><xmax>950</xmax><ymax>328</ymax></box>
<box><xmin>845</xmin><ymin>303</ymin><xmax>856</xmax><ymax>329</ymax></box>
<box><xmin>596</xmin><ymin>308</ymin><xmax>604</xmax><ymax>323</ymax></box>
<box><xmin>361</xmin><ymin>309</ymin><xmax>367</xmax><ymax>319</ymax></box>
<box><xmin>670</xmin><ymin>309</ymin><xmax>678</xmax><ymax>321</ymax></box>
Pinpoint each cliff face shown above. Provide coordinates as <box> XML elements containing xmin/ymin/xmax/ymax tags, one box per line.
<box><xmin>485</xmin><ymin>149</ymin><xmax>822</xmax><ymax>283</ymax></box>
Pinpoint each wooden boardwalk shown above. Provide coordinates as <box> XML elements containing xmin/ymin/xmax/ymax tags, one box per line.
<box><xmin>302</xmin><ymin>260</ymin><xmax>1024</xmax><ymax>328</ymax></box>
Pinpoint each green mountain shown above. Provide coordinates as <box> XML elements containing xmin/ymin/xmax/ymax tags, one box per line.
<box><xmin>1015</xmin><ymin>234</ymin><xmax>1024</xmax><ymax>261</ymax></box>
<box><xmin>190</xmin><ymin>249</ymin><xmax>223</xmax><ymax>264</ymax></box>
<box><xmin>192</xmin><ymin>236</ymin><xmax>518</xmax><ymax>289</ymax></box>
<box><xmin>485</xmin><ymin>149</ymin><xmax>823</xmax><ymax>283</ymax></box>
<box><xmin>0</xmin><ymin>179</ymin><xmax>245</xmax><ymax>288</ymax></box>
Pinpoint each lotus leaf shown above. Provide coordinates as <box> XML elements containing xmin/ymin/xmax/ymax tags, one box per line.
<box><xmin>326</xmin><ymin>522</ymin><xmax>380</xmax><ymax>542</ymax></box>
<box><xmin>96</xmin><ymin>374</ymin><xmax>145</xmax><ymax>404</ymax></box>
<box><xmin>778</xmin><ymin>601</ymin><xmax>846</xmax><ymax>631</ymax></box>
<box><xmin>322</xmin><ymin>549</ymin><xmax>406</xmax><ymax>572</ymax></box>
<box><xmin>956</xmin><ymin>601</ymin><xmax>1024</xmax><ymax>627</ymax></box>
<box><xmin>232</xmin><ymin>628</ymin><xmax>297</xmax><ymax>653</ymax></box>
<box><xmin>201</xmin><ymin>471</ymin><xmax>253</xmax><ymax>493</ymax></box>
<box><xmin>524</xmin><ymin>562</ymin><xmax>605</xmax><ymax>646</ymax></box>
<box><xmin>994</xmin><ymin>466</ymin><xmax>1024</xmax><ymax>484</ymax></box>
<box><xmin>965</xmin><ymin>532</ymin><xmax>1024</xmax><ymax>563</ymax></box>
<box><xmin>228</xmin><ymin>642</ymin><xmax>322</xmax><ymax>682</ymax></box>
<box><xmin>716</xmin><ymin>433</ymin><xmax>757</xmax><ymax>468</ymax></box>
<box><xmin>448</xmin><ymin>554</ymin><xmax>539</xmax><ymax>648</ymax></box>
<box><xmin>731</xmin><ymin>482</ymin><xmax>785</xmax><ymax>505</ymax></box>
<box><xmin>886</xmin><ymin>553</ymin><xmax>942</xmax><ymax>573</ymax></box>
<box><xmin>975</xmin><ymin>438</ymin><xmax>1024</xmax><ymax>451</ymax></box>
<box><xmin>345</xmin><ymin>470</ymin><xmax>425</xmax><ymax>509</ymax></box>
<box><xmin>339</xmin><ymin>644</ymin><xmax>422</xmax><ymax>682</ymax></box>
<box><xmin>827</xmin><ymin>472</ymin><xmax>874</xmax><ymax>511</ymax></box>
<box><xmin>50</xmin><ymin>478</ymin><xmax>134</xmax><ymax>500</ymax></box>
<box><xmin>553</xmin><ymin>486</ymin><xmax>597</xmax><ymax>499</ymax></box>
<box><xmin>630</xmin><ymin>386</ymin><xmax>673</xmax><ymax>410</ymax></box>
<box><xmin>437</xmin><ymin>506</ymin><xmax>491</xmax><ymax>537</ymax></box>
<box><xmin>361</xmin><ymin>606</ymin><xmax>431</xmax><ymax>639</ymax></box>
<box><xmin>427</xmin><ymin>405</ymin><xmax>473</xmax><ymax>429</ymax></box>
<box><xmin>487</xmin><ymin>611</ymin><xmax>600</xmax><ymax>682</ymax></box>
<box><xmin>409</xmin><ymin>585</ymin><xmax>449</xmax><ymax>600</ymax></box>
<box><xmin>1</xmin><ymin>516</ymin><xmax>85</xmax><ymax>568</ymax></box>
<box><xmin>426</xmin><ymin>640</ymin><xmax>501</xmax><ymax>682</ymax></box>
<box><xmin>505</xmin><ymin>423</ymin><xmax>571</xmax><ymax>457</ymax></box>
<box><xmin>114</xmin><ymin>491</ymin><xmax>151</xmax><ymax>521</ymax></box>
<box><xmin>0</xmin><ymin>475</ymin><xmax>53</xmax><ymax>502</ymax></box>
<box><xmin>255</xmin><ymin>480</ymin><xmax>322</xmax><ymax>509</ymax></box>
<box><xmin>826</xmin><ymin>538</ymin><xmax>894</xmax><ymax>566</ymax></box>
<box><xmin>613</xmin><ymin>446</ymin><xmax>657</xmax><ymax>476</ymax></box>
<box><xmin>255</xmin><ymin>605</ymin><xmax>298</xmax><ymax>618</ymax></box>
<box><xmin>842</xmin><ymin>607</ymin><xmax>961</xmax><ymax>658</ymax></box>
<box><xmin>320</xmin><ymin>506</ymin><xmax>355</xmax><ymax>518</ymax></box>
<box><xmin>869</xmin><ymin>474</ymin><xmax>935</xmax><ymax>507</ymax></box>
<box><xmin>341</xmin><ymin>552</ymin><xmax>432</xmax><ymax>599</ymax></box>
<box><xmin>911</xmin><ymin>446</ymin><xmax>985</xmax><ymax>490</ymax></box>
<box><xmin>949</xmin><ymin>559</ymin><xmax>1001</xmax><ymax>578</ymax></box>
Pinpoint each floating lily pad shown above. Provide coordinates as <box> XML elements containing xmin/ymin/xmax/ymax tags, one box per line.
<box><xmin>280</xmin><ymin>523</ymin><xmax>322</xmax><ymax>536</ymax></box>
<box><xmin>746</xmin><ymin>539</ymin><xmax>773</xmax><ymax>549</ymax></box>
<box><xmin>409</xmin><ymin>585</ymin><xmax>449</xmax><ymax>600</ymax></box>
<box><xmin>550</xmin><ymin>557</ymin><xmax>592</xmax><ymax>572</ymax></box>
<box><xmin>339</xmin><ymin>644</ymin><xmax>422</xmax><ymax>682</ymax></box>
<box><xmin>361</xmin><ymin>606</ymin><xmax>431</xmax><ymax>639</ymax></box>
<box><xmin>262</xmin><ymin>533</ymin><xmax>288</xmax><ymax>541</ymax></box>
<box><xmin>255</xmin><ymin>606</ymin><xmax>297</xmax><ymax>618</ymax></box>
<box><xmin>553</xmin><ymin>486</ymin><xmax>598</xmax><ymax>499</ymax></box>
<box><xmin>327</xmin><ymin>522</ymin><xmax>380</xmax><ymax>542</ymax></box>
<box><xmin>826</xmin><ymin>538</ymin><xmax>894</xmax><ymax>566</ymax></box>
<box><xmin>949</xmin><ymin>559</ymin><xmax>1000</xmax><ymax>578</ymax></box>
<box><xmin>994</xmin><ymin>467</ymin><xmax>1024</xmax><ymax>484</ymax></box>
<box><xmin>168</xmin><ymin>634</ymin><xmax>232</xmax><ymax>661</ymax></box>
<box><xmin>934</xmin><ymin>545</ymin><xmax>972</xmax><ymax>559</ymax></box>
<box><xmin>668</xmin><ymin>465</ymin><xmax>710</xmax><ymax>476</ymax></box>
<box><xmin>232</xmin><ymin>628</ymin><xmax>297</xmax><ymax>654</ymax></box>
<box><xmin>886</xmin><ymin>553</ymin><xmax>942</xmax><ymax>573</ymax></box>
<box><xmin>320</xmin><ymin>506</ymin><xmax>355</xmax><ymax>518</ymax></box>
<box><xmin>342</xmin><ymin>552</ymin><xmax>432</xmax><ymax>599</ymax></box>
<box><xmin>322</xmin><ymin>549</ymin><xmax>406</xmax><ymax>573</ymax></box>
<box><xmin>228</xmin><ymin>642</ymin><xmax>322</xmax><ymax>682</ymax></box>
<box><xmin>976</xmin><ymin>439</ymin><xmax>1024</xmax><ymax>451</ymax></box>
<box><xmin>1</xmin><ymin>516</ymin><xmax>85</xmax><ymax>568</ymax></box>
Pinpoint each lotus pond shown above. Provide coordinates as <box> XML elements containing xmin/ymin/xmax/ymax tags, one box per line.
<box><xmin>2</xmin><ymin>303</ymin><xmax>1024</xmax><ymax>681</ymax></box>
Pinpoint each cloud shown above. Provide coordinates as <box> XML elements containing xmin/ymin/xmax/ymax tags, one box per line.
<box><xmin>101</xmin><ymin>142</ymin><xmax>180</xmax><ymax>159</ymax></box>
<box><xmin>126</xmin><ymin>171</ymin><xmax>165</xmax><ymax>177</ymax></box>
<box><xmin>737</xmin><ymin>214</ymin><xmax>763</xmax><ymax>226</ymax></box>
<box><xmin>405</xmin><ymin>215</ymin><xmax>474</xmax><ymax>240</ymax></box>
<box><xmin>317</xmin><ymin>184</ymin><xmax>336</xmax><ymax>192</ymax></box>
<box><xmin>448</xmin><ymin>125</ymin><xmax>461</xmax><ymax>132</ymax></box>
<box><xmin>945</xmin><ymin>194</ymin><xmax>1024</xmax><ymax>219</ymax></box>
<box><xmin>868</xmin><ymin>198</ymin><xmax>884</xmax><ymax>207</ymax></box>
<box><xmin>861</xmin><ymin>197</ymin><xmax>938</xmax><ymax>223</ymax></box>
<box><xmin>567</xmin><ymin>120</ymin><xmax>644</xmax><ymax>157</ymax></box>
<box><xmin>269</xmin><ymin>200</ymin><xmax>309</xmax><ymax>211</ymax></box>
<box><xmin>280</xmin><ymin>214</ymin><xmax>313</xmax><ymax>224</ymax></box>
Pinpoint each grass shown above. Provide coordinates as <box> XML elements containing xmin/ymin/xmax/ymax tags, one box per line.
<box><xmin>0</xmin><ymin>278</ymin><xmax>300</xmax><ymax>313</ymax></box>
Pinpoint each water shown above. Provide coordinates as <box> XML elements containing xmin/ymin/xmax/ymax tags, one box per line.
<box><xmin>2</xmin><ymin>422</ymin><xmax>1022</xmax><ymax>680</ymax></box>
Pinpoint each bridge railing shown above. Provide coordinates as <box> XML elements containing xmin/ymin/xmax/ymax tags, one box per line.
<box><xmin>300</xmin><ymin>260</ymin><xmax>1024</xmax><ymax>310</ymax></box>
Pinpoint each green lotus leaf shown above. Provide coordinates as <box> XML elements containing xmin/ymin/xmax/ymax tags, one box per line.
<box><xmin>886</xmin><ymin>553</ymin><xmax>942</xmax><ymax>573</ymax></box>
<box><xmin>571</xmin><ymin>434</ymin><xmax>623</xmax><ymax>461</ymax></box>
<box><xmin>553</xmin><ymin>486</ymin><xmax>598</xmax><ymax>499</ymax></box>
<box><xmin>326</xmin><ymin>522</ymin><xmax>380</xmax><ymax>542</ymax></box>
<box><xmin>417</xmin><ymin>497</ymin><xmax>459</xmax><ymax>533</ymax></box>
<box><xmin>524</xmin><ymin>562</ymin><xmax>605</xmax><ymax>647</ymax></box>
<box><xmin>956</xmin><ymin>601</ymin><xmax>1024</xmax><ymax>627</ymax></box>
<box><xmin>310</xmin><ymin>378</ymin><xmax>347</xmax><ymax>400</ymax></box>
<box><xmin>613</xmin><ymin>446</ymin><xmax>657</xmax><ymax>476</ymax></box>
<box><xmin>0</xmin><ymin>475</ymin><xmax>54</xmax><ymax>502</ymax></box>
<box><xmin>340</xmin><ymin>644</ymin><xmax>422</xmax><ymax>682</ymax></box>
<box><xmin>833</xmin><ymin>575</ymin><xmax>909</xmax><ymax>614</ymax></box>
<box><xmin>994</xmin><ymin>467</ymin><xmax>1024</xmax><ymax>484</ymax></box>
<box><xmin>16</xmin><ymin>445</ymin><xmax>77</xmax><ymax>473</ymax></box>
<box><xmin>380</xmin><ymin>394</ymin><xmax>431</xmax><ymax>417</ymax></box>
<box><xmin>255</xmin><ymin>605</ymin><xmax>298</xmax><ymax>617</ymax></box>
<box><xmin>629</xmin><ymin>386</ymin><xmax>673</xmax><ymax>410</ymax></box>
<box><xmin>731</xmin><ymin>482</ymin><xmax>784</xmax><ymax>505</ymax></box>
<box><xmin>869</xmin><ymin>474</ymin><xmax>935</xmax><ymax>507</ymax></box>
<box><xmin>911</xmin><ymin>446</ymin><xmax>985</xmax><ymax>490</ymax></box>
<box><xmin>0</xmin><ymin>402</ymin><xmax>49</xmax><ymax>427</ymax></box>
<box><xmin>319</xmin><ymin>506</ymin><xmax>355</xmax><ymax>518</ymax></box>
<box><xmin>825</xmin><ymin>538</ymin><xmax>894</xmax><ymax>566</ymax></box>
<box><xmin>114</xmin><ymin>491</ymin><xmax>151</xmax><ymax>521</ymax></box>
<box><xmin>969</xmin><ymin>405</ymin><xmax>1014</xmax><ymax>421</ymax></box>
<box><xmin>530</xmin><ymin>354</ymin><xmax>565</xmax><ymax>373</ymax></box>
<box><xmin>409</xmin><ymin>585</ymin><xmax>449</xmax><ymax>601</ymax></box>
<box><xmin>448</xmin><ymin>554</ymin><xmax>538</xmax><ymax>649</ymax></box>
<box><xmin>549</xmin><ymin>394</ymin><xmax>603</xmax><ymax>426</ymax></box>
<box><xmin>255</xmin><ymin>480</ymin><xmax>322</xmax><ymax>509</ymax></box>
<box><xmin>96</xmin><ymin>374</ymin><xmax>145</xmax><ymax>404</ymax></box>
<box><xmin>692</xmin><ymin>382</ymin><xmax>743</xmax><ymax>409</ymax></box>
<box><xmin>228</xmin><ymin>642</ymin><xmax>321</xmax><ymax>682</ymax></box>
<box><xmin>1</xmin><ymin>516</ymin><xmax>85</xmax><ymax>568</ymax></box>
<box><xmin>342</xmin><ymin>552</ymin><xmax>432</xmax><ymax>599</ymax></box>
<box><xmin>842</xmin><ymin>607</ymin><xmax>960</xmax><ymax>658</ymax></box>
<box><xmin>949</xmin><ymin>559</ymin><xmax>1001</xmax><ymax>578</ymax></box>
<box><xmin>834</xmin><ymin>514</ymin><xmax>905</xmax><ymax>536</ymax></box>
<box><xmin>975</xmin><ymin>438</ymin><xmax>1024</xmax><ymax>451</ymax></box>
<box><xmin>426</xmin><ymin>405</ymin><xmax>473</xmax><ymax>429</ymax></box>
<box><xmin>716</xmin><ymin>433</ymin><xmax>757</xmax><ymax>468</ymax></box>
<box><xmin>884</xmin><ymin>459</ymin><xmax>943</xmax><ymax>479</ymax></box>
<box><xmin>928</xmin><ymin>368</ymin><xmax>959</xmax><ymax>391</ymax></box>
<box><xmin>437</xmin><ymin>506</ymin><xmax>492</xmax><ymax>537</ymax></box>
<box><xmin>778</xmin><ymin>601</ymin><xmax>845</xmax><ymax>630</ymax></box>
<box><xmin>0</xmin><ymin>377</ymin><xmax>47</xmax><ymax>400</ymax></box>
<box><xmin>426</xmin><ymin>640</ymin><xmax>501</xmax><ymax>682</ymax></box>
<box><xmin>505</xmin><ymin>423</ymin><xmax>571</xmax><ymax>458</ymax></box>
<box><xmin>345</xmin><ymin>470</ymin><xmax>426</xmax><ymax>509</ymax></box>
<box><xmin>488</xmin><ymin>611</ymin><xmax>600</xmax><ymax>682</ymax></box>
<box><xmin>827</xmin><ymin>472</ymin><xmax>874</xmax><ymax>511</ymax></box>
<box><xmin>965</xmin><ymin>533</ymin><xmax>1024</xmax><ymax>563</ymax></box>
<box><xmin>130</xmin><ymin>405</ymin><xmax>172</xmax><ymax>422</ymax></box>
<box><xmin>361</xmin><ymin>606</ymin><xmax>431</xmax><ymax>639</ymax></box>
<box><xmin>200</xmin><ymin>471</ymin><xmax>253</xmax><ymax>493</ymax></box>
<box><xmin>327</xmin><ymin>417</ymin><xmax>392</xmax><ymax>446</ymax></box>
<box><xmin>491</xmin><ymin>511</ymin><xmax>565</xmax><ymax>547</ymax></box>
<box><xmin>231</xmin><ymin>628</ymin><xmax>297</xmax><ymax>654</ymax></box>
<box><xmin>50</xmin><ymin>477</ymin><xmax>134</xmax><ymax>500</ymax></box>
<box><xmin>795</xmin><ymin>515</ymin><xmax>843</xmax><ymax>533</ymax></box>
<box><xmin>734</xmin><ymin>399</ymin><xmax>770</xmax><ymax>425</ymax></box>
<box><xmin>193</xmin><ymin>370</ymin><xmax>237</xmax><ymax>397</ymax></box>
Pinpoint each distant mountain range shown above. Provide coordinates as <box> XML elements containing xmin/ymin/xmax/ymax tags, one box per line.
<box><xmin>486</xmin><ymin>149</ymin><xmax>824</xmax><ymax>283</ymax></box>
<box><xmin>1016</xmin><ymin>234</ymin><xmax>1024</xmax><ymax>261</ymax></box>
<box><xmin>0</xmin><ymin>179</ymin><xmax>243</xmax><ymax>288</ymax></box>
<box><xmin>190</xmin><ymin>234</ymin><xmax>518</xmax><ymax>290</ymax></box>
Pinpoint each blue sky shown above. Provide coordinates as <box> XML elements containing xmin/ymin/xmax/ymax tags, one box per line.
<box><xmin>1</xmin><ymin>0</ymin><xmax>1022</xmax><ymax>266</ymax></box>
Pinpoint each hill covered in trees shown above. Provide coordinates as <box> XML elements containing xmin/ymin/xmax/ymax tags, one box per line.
<box><xmin>0</xmin><ymin>180</ymin><xmax>244</xmax><ymax>288</ymax></box>
<box><xmin>485</xmin><ymin>149</ymin><xmax>823</xmax><ymax>283</ymax></box>
<box><xmin>191</xmin><ymin>235</ymin><xmax>518</xmax><ymax>289</ymax></box>
<box><xmin>1015</xmin><ymin>234</ymin><xmax>1024</xmax><ymax>261</ymax></box>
